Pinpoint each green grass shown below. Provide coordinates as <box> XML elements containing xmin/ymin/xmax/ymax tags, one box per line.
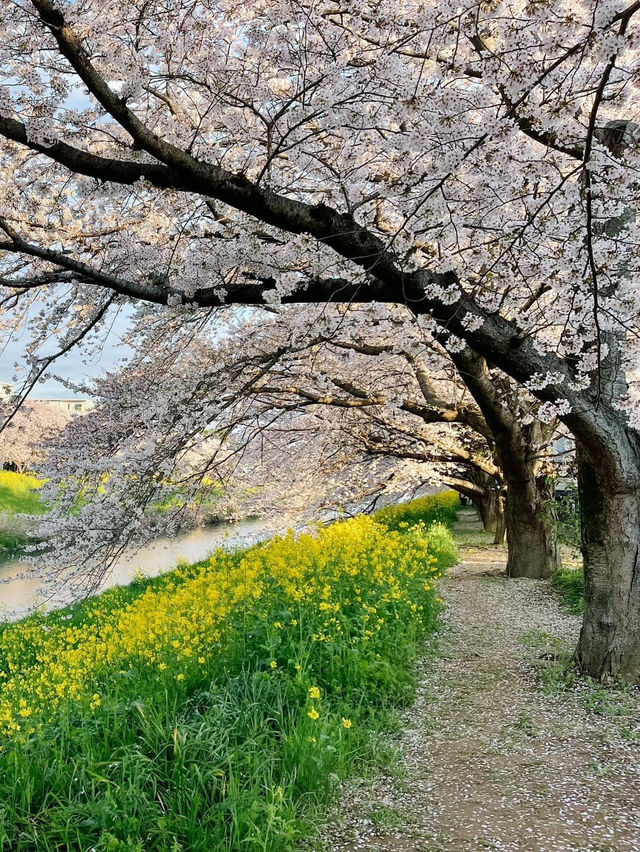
<box><xmin>367</xmin><ymin>804</ymin><xmax>404</xmax><ymax>829</ymax></box>
<box><xmin>524</xmin><ymin>629</ymin><xmax>640</xmax><ymax>742</ymax></box>
<box><xmin>552</xmin><ymin>566</ymin><xmax>584</xmax><ymax>614</ymax></box>
<box><xmin>0</xmin><ymin>471</ymin><xmax>45</xmax><ymax>552</ymax></box>
<box><xmin>0</xmin><ymin>471</ymin><xmax>44</xmax><ymax>515</ymax></box>
<box><xmin>453</xmin><ymin>526</ymin><xmax>496</xmax><ymax>549</ymax></box>
<box><xmin>148</xmin><ymin>478</ymin><xmax>225</xmax><ymax>515</ymax></box>
<box><xmin>0</xmin><ymin>494</ymin><xmax>459</xmax><ymax>851</ymax></box>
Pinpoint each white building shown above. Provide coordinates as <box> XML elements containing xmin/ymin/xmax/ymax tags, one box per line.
<box><xmin>39</xmin><ymin>399</ymin><xmax>95</xmax><ymax>415</ymax></box>
<box><xmin>0</xmin><ymin>383</ymin><xmax>94</xmax><ymax>414</ymax></box>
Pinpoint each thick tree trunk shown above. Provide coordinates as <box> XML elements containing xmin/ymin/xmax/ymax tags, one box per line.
<box><xmin>477</xmin><ymin>488</ymin><xmax>506</xmax><ymax>544</ymax></box>
<box><xmin>491</xmin><ymin>417</ymin><xmax>559</xmax><ymax>578</ymax></box>
<box><xmin>503</xmin><ymin>469</ymin><xmax>558</xmax><ymax>578</ymax></box>
<box><xmin>576</xmin><ymin>447</ymin><xmax>640</xmax><ymax>681</ymax></box>
<box><xmin>448</xmin><ymin>349</ymin><xmax>559</xmax><ymax>579</ymax></box>
<box><xmin>485</xmin><ymin>439</ymin><xmax>559</xmax><ymax>578</ymax></box>
<box><xmin>444</xmin><ymin>475</ymin><xmax>505</xmax><ymax>537</ymax></box>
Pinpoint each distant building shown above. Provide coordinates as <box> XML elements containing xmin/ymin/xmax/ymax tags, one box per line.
<box><xmin>551</xmin><ymin>435</ymin><xmax>576</xmax><ymax>499</ymax></box>
<box><xmin>39</xmin><ymin>399</ymin><xmax>95</xmax><ymax>415</ymax></box>
<box><xmin>0</xmin><ymin>384</ymin><xmax>94</xmax><ymax>415</ymax></box>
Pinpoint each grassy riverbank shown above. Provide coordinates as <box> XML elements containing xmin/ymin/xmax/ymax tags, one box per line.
<box><xmin>0</xmin><ymin>470</ymin><xmax>231</xmax><ymax>555</ymax></box>
<box><xmin>0</xmin><ymin>471</ymin><xmax>45</xmax><ymax>552</ymax></box>
<box><xmin>0</xmin><ymin>491</ymin><xmax>459</xmax><ymax>851</ymax></box>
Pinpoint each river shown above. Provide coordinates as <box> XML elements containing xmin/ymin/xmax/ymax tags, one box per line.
<box><xmin>0</xmin><ymin>486</ymin><xmax>443</xmax><ymax>620</ymax></box>
<box><xmin>0</xmin><ymin>516</ymin><xmax>275</xmax><ymax>621</ymax></box>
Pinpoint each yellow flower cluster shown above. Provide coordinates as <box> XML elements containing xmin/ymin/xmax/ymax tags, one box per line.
<box><xmin>0</xmin><ymin>514</ymin><xmax>449</xmax><ymax>738</ymax></box>
<box><xmin>375</xmin><ymin>490</ymin><xmax>460</xmax><ymax>529</ymax></box>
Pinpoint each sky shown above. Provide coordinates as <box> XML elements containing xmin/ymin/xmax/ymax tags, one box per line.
<box><xmin>0</xmin><ymin>313</ymin><xmax>131</xmax><ymax>399</ymax></box>
<box><xmin>0</xmin><ymin>86</ymin><xmax>133</xmax><ymax>399</ymax></box>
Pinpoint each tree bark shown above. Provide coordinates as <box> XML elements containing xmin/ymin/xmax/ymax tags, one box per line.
<box><xmin>576</xmin><ymin>442</ymin><xmax>640</xmax><ymax>681</ymax></box>
<box><xmin>449</xmin><ymin>349</ymin><xmax>559</xmax><ymax>578</ymax></box>
<box><xmin>493</xmin><ymin>502</ymin><xmax>506</xmax><ymax>545</ymax></box>
<box><xmin>502</xmin><ymin>462</ymin><xmax>558</xmax><ymax>578</ymax></box>
<box><xmin>444</xmin><ymin>473</ymin><xmax>505</xmax><ymax>538</ymax></box>
<box><xmin>475</xmin><ymin>488</ymin><xmax>504</xmax><ymax>538</ymax></box>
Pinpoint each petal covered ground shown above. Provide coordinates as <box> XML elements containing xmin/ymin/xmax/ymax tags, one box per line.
<box><xmin>325</xmin><ymin>511</ymin><xmax>640</xmax><ymax>852</ymax></box>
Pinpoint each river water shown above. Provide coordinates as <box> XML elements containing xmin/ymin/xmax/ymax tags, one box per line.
<box><xmin>0</xmin><ymin>516</ymin><xmax>274</xmax><ymax>621</ymax></box>
<box><xmin>0</xmin><ymin>486</ymin><xmax>443</xmax><ymax>620</ymax></box>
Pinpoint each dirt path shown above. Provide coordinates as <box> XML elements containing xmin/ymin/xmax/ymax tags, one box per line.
<box><xmin>325</xmin><ymin>511</ymin><xmax>640</xmax><ymax>852</ymax></box>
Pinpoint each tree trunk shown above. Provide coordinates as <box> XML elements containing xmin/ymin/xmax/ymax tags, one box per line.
<box><xmin>475</xmin><ymin>488</ymin><xmax>501</xmax><ymax>534</ymax></box>
<box><xmin>477</xmin><ymin>488</ymin><xmax>506</xmax><ymax>544</ymax></box>
<box><xmin>447</xmin><ymin>349</ymin><xmax>559</xmax><ymax>579</ymax></box>
<box><xmin>444</xmin><ymin>475</ymin><xmax>505</xmax><ymax>536</ymax></box>
<box><xmin>576</xmin><ymin>446</ymin><xmax>640</xmax><ymax>681</ymax></box>
<box><xmin>493</xmin><ymin>504</ymin><xmax>506</xmax><ymax>545</ymax></box>
<box><xmin>503</xmin><ymin>468</ymin><xmax>558</xmax><ymax>578</ymax></box>
<box><xmin>491</xmin><ymin>416</ymin><xmax>559</xmax><ymax>578</ymax></box>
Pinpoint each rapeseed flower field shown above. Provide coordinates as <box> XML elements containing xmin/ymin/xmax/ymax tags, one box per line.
<box><xmin>0</xmin><ymin>492</ymin><xmax>458</xmax><ymax>851</ymax></box>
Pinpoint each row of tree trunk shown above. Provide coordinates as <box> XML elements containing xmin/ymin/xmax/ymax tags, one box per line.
<box><xmin>449</xmin><ymin>348</ymin><xmax>560</xmax><ymax>580</ymax></box>
<box><xmin>465</xmin><ymin>420</ymin><xmax>640</xmax><ymax>683</ymax></box>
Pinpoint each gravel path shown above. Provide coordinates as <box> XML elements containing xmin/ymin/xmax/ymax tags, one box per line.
<box><xmin>325</xmin><ymin>511</ymin><xmax>640</xmax><ymax>852</ymax></box>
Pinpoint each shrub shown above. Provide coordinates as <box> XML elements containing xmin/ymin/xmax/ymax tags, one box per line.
<box><xmin>540</xmin><ymin>485</ymin><xmax>580</xmax><ymax>551</ymax></box>
<box><xmin>552</xmin><ymin>566</ymin><xmax>584</xmax><ymax>614</ymax></box>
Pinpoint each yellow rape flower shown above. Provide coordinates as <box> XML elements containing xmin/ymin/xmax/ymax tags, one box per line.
<box><xmin>0</xmin><ymin>495</ymin><xmax>454</xmax><ymax>739</ymax></box>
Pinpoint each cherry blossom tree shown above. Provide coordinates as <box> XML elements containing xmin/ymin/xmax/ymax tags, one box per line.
<box><xmin>39</xmin><ymin>309</ymin><xmax>562</xmax><ymax>598</ymax></box>
<box><xmin>448</xmin><ymin>347</ymin><xmax>560</xmax><ymax>577</ymax></box>
<box><xmin>244</xmin><ymin>320</ymin><xmax>562</xmax><ymax>575</ymax></box>
<box><xmin>1</xmin><ymin>0</ymin><xmax>640</xmax><ymax>677</ymax></box>
<box><xmin>0</xmin><ymin>401</ymin><xmax>71</xmax><ymax>473</ymax></box>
